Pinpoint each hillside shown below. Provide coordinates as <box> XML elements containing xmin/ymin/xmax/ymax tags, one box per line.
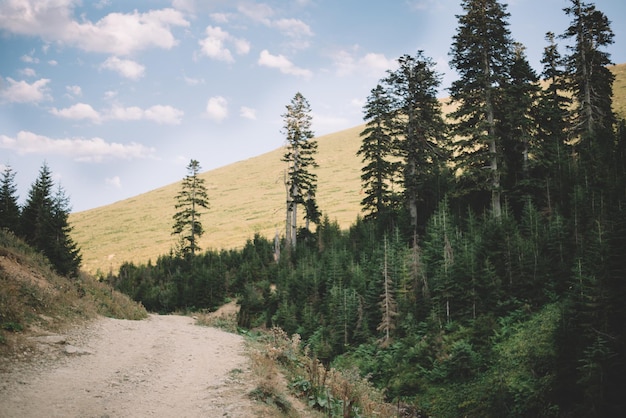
<box><xmin>70</xmin><ymin>64</ymin><xmax>626</xmax><ymax>274</ymax></box>
<box><xmin>0</xmin><ymin>229</ymin><xmax>147</xmax><ymax>359</ymax></box>
<box><xmin>70</xmin><ymin>124</ymin><xmax>364</xmax><ymax>275</ymax></box>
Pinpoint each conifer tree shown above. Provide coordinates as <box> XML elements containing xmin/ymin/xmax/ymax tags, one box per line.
<box><xmin>562</xmin><ymin>0</ymin><xmax>615</xmax><ymax>160</ymax></box>
<box><xmin>0</xmin><ymin>165</ymin><xmax>21</xmax><ymax>233</ymax></box>
<box><xmin>449</xmin><ymin>0</ymin><xmax>515</xmax><ymax>218</ymax></box>
<box><xmin>384</xmin><ymin>52</ymin><xmax>449</xmax><ymax>235</ymax></box>
<box><xmin>20</xmin><ymin>162</ymin><xmax>81</xmax><ymax>276</ymax></box>
<box><xmin>49</xmin><ymin>185</ymin><xmax>82</xmax><ymax>277</ymax></box>
<box><xmin>497</xmin><ymin>43</ymin><xmax>540</xmax><ymax>213</ymax></box>
<box><xmin>534</xmin><ymin>32</ymin><xmax>572</xmax><ymax>211</ymax></box>
<box><xmin>358</xmin><ymin>84</ymin><xmax>399</xmax><ymax>222</ymax></box>
<box><xmin>282</xmin><ymin>92</ymin><xmax>320</xmax><ymax>249</ymax></box>
<box><xmin>172</xmin><ymin>159</ymin><xmax>209</xmax><ymax>256</ymax></box>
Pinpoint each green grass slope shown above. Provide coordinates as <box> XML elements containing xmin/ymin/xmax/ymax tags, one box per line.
<box><xmin>70</xmin><ymin>64</ymin><xmax>626</xmax><ymax>275</ymax></box>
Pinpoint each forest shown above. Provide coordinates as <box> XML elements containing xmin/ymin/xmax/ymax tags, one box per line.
<box><xmin>101</xmin><ymin>0</ymin><xmax>625</xmax><ymax>416</ymax></box>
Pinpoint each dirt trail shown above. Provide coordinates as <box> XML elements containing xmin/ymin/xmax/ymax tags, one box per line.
<box><xmin>0</xmin><ymin>315</ymin><xmax>263</xmax><ymax>417</ymax></box>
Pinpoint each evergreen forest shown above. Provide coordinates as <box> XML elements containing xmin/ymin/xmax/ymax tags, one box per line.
<box><xmin>104</xmin><ymin>0</ymin><xmax>625</xmax><ymax>416</ymax></box>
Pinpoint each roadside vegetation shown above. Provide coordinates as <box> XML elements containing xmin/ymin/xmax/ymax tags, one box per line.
<box><xmin>0</xmin><ymin>229</ymin><xmax>147</xmax><ymax>355</ymax></box>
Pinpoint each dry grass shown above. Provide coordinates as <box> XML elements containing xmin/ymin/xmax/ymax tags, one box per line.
<box><xmin>69</xmin><ymin>65</ymin><xmax>626</xmax><ymax>275</ymax></box>
<box><xmin>0</xmin><ymin>229</ymin><xmax>147</xmax><ymax>356</ymax></box>
<box><xmin>70</xmin><ymin>125</ymin><xmax>366</xmax><ymax>275</ymax></box>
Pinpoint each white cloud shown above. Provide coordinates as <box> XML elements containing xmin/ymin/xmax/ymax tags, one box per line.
<box><xmin>106</xmin><ymin>105</ymin><xmax>144</xmax><ymax>121</ymax></box>
<box><xmin>237</xmin><ymin>4</ymin><xmax>312</xmax><ymax>48</ymax></box>
<box><xmin>205</xmin><ymin>96</ymin><xmax>228</xmax><ymax>122</ymax></box>
<box><xmin>183</xmin><ymin>76</ymin><xmax>205</xmax><ymax>86</ymax></box>
<box><xmin>172</xmin><ymin>0</ymin><xmax>196</xmax><ymax>13</ymax></box>
<box><xmin>66</xmin><ymin>85</ymin><xmax>82</xmax><ymax>97</ymax></box>
<box><xmin>48</xmin><ymin>60</ymin><xmax>58</xmax><ymax>66</ymax></box>
<box><xmin>20</xmin><ymin>52</ymin><xmax>39</xmax><ymax>63</ymax></box>
<box><xmin>258</xmin><ymin>50</ymin><xmax>312</xmax><ymax>78</ymax></box>
<box><xmin>50</xmin><ymin>103</ymin><xmax>102</xmax><ymax>123</ymax></box>
<box><xmin>332</xmin><ymin>49</ymin><xmax>396</xmax><ymax>77</ymax></box>
<box><xmin>237</xmin><ymin>3</ymin><xmax>274</xmax><ymax>25</ymax></box>
<box><xmin>0</xmin><ymin>2</ymin><xmax>189</xmax><ymax>55</ymax></box>
<box><xmin>0</xmin><ymin>77</ymin><xmax>51</xmax><ymax>103</ymax></box>
<box><xmin>49</xmin><ymin>102</ymin><xmax>183</xmax><ymax>125</ymax></box>
<box><xmin>19</xmin><ymin>68</ymin><xmax>36</xmax><ymax>77</ymax></box>
<box><xmin>104</xmin><ymin>90</ymin><xmax>118</xmax><ymax>100</ymax></box>
<box><xmin>105</xmin><ymin>175</ymin><xmax>122</xmax><ymax>188</ymax></box>
<box><xmin>198</xmin><ymin>26</ymin><xmax>249</xmax><ymax>62</ymax></box>
<box><xmin>273</xmin><ymin>18</ymin><xmax>313</xmax><ymax>38</ymax></box>
<box><xmin>0</xmin><ymin>131</ymin><xmax>155</xmax><ymax>162</ymax></box>
<box><xmin>101</xmin><ymin>57</ymin><xmax>145</xmax><ymax>80</ymax></box>
<box><xmin>144</xmin><ymin>105</ymin><xmax>184</xmax><ymax>125</ymax></box>
<box><xmin>240</xmin><ymin>106</ymin><xmax>257</xmax><ymax>120</ymax></box>
<box><xmin>210</xmin><ymin>13</ymin><xmax>230</xmax><ymax>23</ymax></box>
<box><xmin>105</xmin><ymin>104</ymin><xmax>184</xmax><ymax>124</ymax></box>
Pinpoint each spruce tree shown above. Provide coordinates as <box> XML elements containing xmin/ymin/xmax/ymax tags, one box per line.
<box><xmin>448</xmin><ymin>0</ymin><xmax>515</xmax><ymax>218</ymax></box>
<box><xmin>358</xmin><ymin>84</ymin><xmax>399</xmax><ymax>223</ymax></box>
<box><xmin>172</xmin><ymin>159</ymin><xmax>210</xmax><ymax>256</ymax></box>
<box><xmin>281</xmin><ymin>92</ymin><xmax>320</xmax><ymax>249</ymax></box>
<box><xmin>49</xmin><ymin>185</ymin><xmax>82</xmax><ymax>276</ymax></box>
<box><xmin>562</xmin><ymin>0</ymin><xmax>615</xmax><ymax>158</ymax></box>
<box><xmin>534</xmin><ymin>32</ymin><xmax>572</xmax><ymax>212</ymax></box>
<box><xmin>20</xmin><ymin>162</ymin><xmax>81</xmax><ymax>276</ymax></box>
<box><xmin>496</xmin><ymin>43</ymin><xmax>540</xmax><ymax>214</ymax></box>
<box><xmin>0</xmin><ymin>165</ymin><xmax>21</xmax><ymax>233</ymax></box>
<box><xmin>384</xmin><ymin>51</ymin><xmax>449</xmax><ymax>235</ymax></box>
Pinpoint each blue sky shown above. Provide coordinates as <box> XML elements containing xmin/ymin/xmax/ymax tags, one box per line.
<box><xmin>1</xmin><ymin>0</ymin><xmax>625</xmax><ymax>212</ymax></box>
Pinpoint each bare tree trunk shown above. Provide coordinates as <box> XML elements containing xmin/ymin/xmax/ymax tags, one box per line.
<box><xmin>484</xmin><ymin>52</ymin><xmax>501</xmax><ymax>219</ymax></box>
<box><xmin>284</xmin><ymin>170</ymin><xmax>293</xmax><ymax>250</ymax></box>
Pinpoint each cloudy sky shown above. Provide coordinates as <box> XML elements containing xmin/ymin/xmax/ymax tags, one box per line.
<box><xmin>1</xmin><ymin>0</ymin><xmax>625</xmax><ymax>212</ymax></box>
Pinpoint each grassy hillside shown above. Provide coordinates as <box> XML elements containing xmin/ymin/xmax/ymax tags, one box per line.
<box><xmin>70</xmin><ymin>64</ymin><xmax>626</xmax><ymax>274</ymax></box>
<box><xmin>0</xmin><ymin>229</ymin><xmax>147</xmax><ymax>356</ymax></box>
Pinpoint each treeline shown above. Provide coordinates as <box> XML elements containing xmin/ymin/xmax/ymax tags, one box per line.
<box><xmin>0</xmin><ymin>162</ymin><xmax>81</xmax><ymax>277</ymax></box>
<box><xmin>106</xmin><ymin>0</ymin><xmax>625</xmax><ymax>416</ymax></box>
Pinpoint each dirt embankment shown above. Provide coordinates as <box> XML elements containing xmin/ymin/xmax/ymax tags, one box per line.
<box><xmin>0</xmin><ymin>314</ymin><xmax>266</xmax><ymax>417</ymax></box>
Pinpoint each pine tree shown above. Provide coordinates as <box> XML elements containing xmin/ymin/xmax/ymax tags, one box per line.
<box><xmin>357</xmin><ymin>84</ymin><xmax>400</xmax><ymax>222</ymax></box>
<box><xmin>384</xmin><ymin>52</ymin><xmax>449</xmax><ymax>235</ymax></box>
<box><xmin>561</xmin><ymin>0</ymin><xmax>615</xmax><ymax>176</ymax></box>
<box><xmin>172</xmin><ymin>159</ymin><xmax>210</xmax><ymax>256</ymax></box>
<box><xmin>534</xmin><ymin>32</ymin><xmax>572</xmax><ymax>212</ymax></box>
<box><xmin>20</xmin><ymin>162</ymin><xmax>81</xmax><ymax>276</ymax></box>
<box><xmin>48</xmin><ymin>185</ymin><xmax>82</xmax><ymax>276</ymax></box>
<box><xmin>449</xmin><ymin>0</ymin><xmax>515</xmax><ymax>218</ymax></box>
<box><xmin>0</xmin><ymin>165</ymin><xmax>21</xmax><ymax>233</ymax></box>
<box><xmin>20</xmin><ymin>162</ymin><xmax>54</xmax><ymax>246</ymax></box>
<box><xmin>496</xmin><ymin>42</ymin><xmax>540</xmax><ymax>214</ymax></box>
<box><xmin>281</xmin><ymin>92</ymin><xmax>320</xmax><ymax>249</ymax></box>
<box><xmin>562</xmin><ymin>0</ymin><xmax>615</xmax><ymax>137</ymax></box>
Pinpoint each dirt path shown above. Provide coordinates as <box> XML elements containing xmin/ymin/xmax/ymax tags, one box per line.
<box><xmin>0</xmin><ymin>315</ymin><xmax>263</xmax><ymax>417</ymax></box>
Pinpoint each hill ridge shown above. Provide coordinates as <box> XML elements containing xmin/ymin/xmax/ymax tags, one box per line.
<box><xmin>70</xmin><ymin>63</ymin><xmax>626</xmax><ymax>274</ymax></box>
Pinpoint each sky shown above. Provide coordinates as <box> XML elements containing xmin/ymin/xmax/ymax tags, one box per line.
<box><xmin>1</xmin><ymin>0</ymin><xmax>625</xmax><ymax>213</ymax></box>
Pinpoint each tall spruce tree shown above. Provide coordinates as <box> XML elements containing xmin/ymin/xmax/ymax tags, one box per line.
<box><xmin>357</xmin><ymin>84</ymin><xmax>399</xmax><ymax>222</ymax></box>
<box><xmin>281</xmin><ymin>92</ymin><xmax>320</xmax><ymax>249</ymax></box>
<box><xmin>20</xmin><ymin>162</ymin><xmax>81</xmax><ymax>276</ymax></box>
<box><xmin>49</xmin><ymin>185</ymin><xmax>82</xmax><ymax>277</ymax></box>
<box><xmin>496</xmin><ymin>42</ymin><xmax>540</xmax><ymax>213</ymax></box>
<box><xmin>534</xmin><ymin>32</ymin><xmax>572</xmax><ymax>212</ymax></box>
<box><xmin>172</xmin><ymin>159</ymin><xmax>210</xmax><ymax>256</ymax></box>
<box><xmin>0</xmin><ymin>165</ymin><xmax>21</xmax><ymax>233</ymax></box>
<box><xmin>562</xmin><ymin>0</ymin><xmax>615</xmax><ymax>164</ymax></box>
<box><xmin>384</xmin><ymin>52</ymin><xmax>449</xmax><ymax>236</ymax></box>
<box><xmin>448</xmin><ymin>0</ymin><xmax>515</xmax><ymax>218</ymax></box>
